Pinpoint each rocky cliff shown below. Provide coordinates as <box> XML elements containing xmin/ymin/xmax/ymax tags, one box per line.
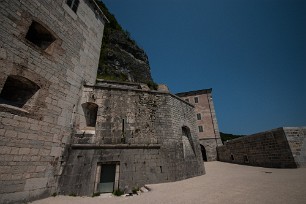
<box><xmin>95</xmin><ymin>1</ymin><xmax>155</xmax><ymax>86</ymax></box>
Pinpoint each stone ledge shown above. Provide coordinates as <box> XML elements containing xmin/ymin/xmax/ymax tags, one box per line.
<box><xmin>85</xmin><ymin>83</ymin><xmax>194</xmax><ymax>107</ymax></box>
<box><xmin>71</xmin><ymin>144</ymin><xmax>161</xmax><ymax>149</ymax></box>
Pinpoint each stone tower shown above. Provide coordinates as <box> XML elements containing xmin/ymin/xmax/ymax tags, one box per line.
<box><xmin>177</xmin><ymin>89</ymin><xmax>223</xmax><ymax>161</ymax></box>
<box><xmin>0</xmin><ymin>0</ymin><xmax>106</xmax><ymax>203</ymax></box>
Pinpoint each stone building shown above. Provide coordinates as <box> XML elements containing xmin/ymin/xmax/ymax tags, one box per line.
<box><xmin>59</xmin><ymin>81</ymin><xmax>204</xmax><ymax>196</ymax></box>
<box><xmin>0</xmin><ymin>1</ymin><xmax>204</xmax><ymax>203</ymax></box>
<box><xmin>176</xmin><ymin>89</ymin><xmax>222</xmax><ymax>161</ymax></box>
<box><xmin>217</xmin><ymin>127</ymin><xmax>306</xmax><ymax>168</ymax></box>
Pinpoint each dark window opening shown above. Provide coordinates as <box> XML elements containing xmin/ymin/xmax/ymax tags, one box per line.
<box><xmin>244</xmin><ymin>155</ymin><xmax>249</xmax><ymax>163</ymax></box>
<box><xmin>197</xmin><ymin>113</ymin><xmax>201</xmax><ymax>120</ymax></box>
<box><xmin>82</xmin><ymin>102</ymin><xmax>98</xmax><ymax>127</ymax></box>
<box><xmin>66</xmin><ymin>0</ymin><xmax>80</xmax><ymax>13</ymax></box>
<box><xmin>0</xmin><ymin>75</ymin><xmax>40</xmax><ymax>108</ymax></box>
<box><xmin>122</xmin><ymin>119</ymin><xmax>125</xmax><ymax>134</ymax></box>
<box><xmin>121</xmin><ymin>119</ymin><xmax>126</xmax><ymax>143</ymax></box>
<box><xmin>194</xmin><ymin>97</ymin><xmax>199</xmax><ymax>103</ymax></box>
<box><xmin>160</xmin><ymin>166</ymin><xmax>163</xmax><ymax>173</ymax></box>
<box><xmin>185</xmin><ymin>98</ymin><xmax>189</xmax><ymax>102</ymax></box>
<box><xmin>26</xmin><ymin>21</ymin><xmax>56</xmax><ymax>50</ymax></box>
<box><xmin>231</xmin><ymin>154</ymin><xmax>234</xmax><ymax>161</ymax></box>
<box><xmin>198</xmin><ymin>126</ymin><xmax>203</xmax><ymax>132</ymax></box>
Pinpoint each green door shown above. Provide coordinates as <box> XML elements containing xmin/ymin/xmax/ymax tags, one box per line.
<box><xmin>98</xmin><ymin>164</ymin><xmax>116</xmax><ymax>193</ymax></box>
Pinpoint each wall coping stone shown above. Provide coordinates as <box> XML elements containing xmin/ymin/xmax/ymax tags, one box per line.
<box><xmin>85</xmin><ymin>83</ymin><xmax>194</xmax><ymax>107</ymax></box>
<box><xmin>71</xmin><ymin>144</ymin><xmax>161</xmax><ymax>149</ymax></box>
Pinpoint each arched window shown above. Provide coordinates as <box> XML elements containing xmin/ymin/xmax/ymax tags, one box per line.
<box><xmin>182</xmin><ymin>126</ymin><xmax>195</xmax><ymax>158</ymax></box>
<box><xmin>0</xmin><ymin>75</ymin><xmax>40</xmax><ymax>108</ymax></box>
<box><xmin>82</xmin><ymin>102</ymin><xmax>98</xmax><ymax>127</ymax></box>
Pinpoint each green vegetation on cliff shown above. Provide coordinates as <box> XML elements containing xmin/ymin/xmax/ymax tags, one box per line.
<box><xmin>220</xmin><ymin>132</ymin><xmax>245</xmax><ymax>143</ymax></box>
<box><xmin>94</xmin><ymin>1</ymin><xmax>156</xmax><ymax>88</ymax></box>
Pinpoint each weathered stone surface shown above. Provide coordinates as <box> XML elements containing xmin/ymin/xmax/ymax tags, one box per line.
<box><xmin>24</xmin><ymin>178</ymin><xmax>48</xmax><ymax>191</ymax></box>
<box><xmin>0</xmin><ymin>0</ymin><xmax>105</xmax><ymax>203</ymax></box>
<box><xmin>59</xmin><ymin>81</ymin><xmax>205</xmax><ymax>196</ymax></box>
<box><xmin>176</xmin><ymin>89</ymin><xmax>223</xmax><ymax>161</ymax></box>
<box><xmin>1</xmin><ymin>1</ymin><xmax>205</xmax><ymax>203</ymax></box>
<box><xmin>217</xmin><ymin>127</ymin><xmax>306</xmax><ymax>168</ymax></box>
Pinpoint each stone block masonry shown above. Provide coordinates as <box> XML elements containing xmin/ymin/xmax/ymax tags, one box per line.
<box><xmin>176</xmin><ymin>89</ymin><xmax>223</xmax><ymax>161</ymax></box>
<box><xmin>217</xmin><ymin>127</ymin><xmax>306</xmax><ymax>168</ymax></box>
<box><xmin>0</xmin><ymin>0</ymin><xmax>106</xmax><ymax>203</ymax></box>
<box><xmin>1</xmin><ymin>0</ymin><xmax>205</xmax><ymax>202</ymax></box>
<box><xmin>59</xmin><ymin>82</ymin><xmax>205</xmax><ymax>196</ymax></box>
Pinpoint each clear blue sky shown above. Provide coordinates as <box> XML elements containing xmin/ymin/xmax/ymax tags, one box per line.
<box><xmin>102</xmin><ymin>0</ymin><xmax>306</xmax><ymax>135</ymax></box>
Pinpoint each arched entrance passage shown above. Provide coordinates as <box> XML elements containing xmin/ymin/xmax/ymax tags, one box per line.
<box><xmin>200</xmin><ymin>144</ymin><xmax>207</xmax><ymax>161</ymax></box>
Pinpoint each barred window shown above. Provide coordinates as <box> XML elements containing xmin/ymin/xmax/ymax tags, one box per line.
<box><xmin>66</xmin><ymin>0</ymin><xmax>80</xmax><ymax>13</ymax></box>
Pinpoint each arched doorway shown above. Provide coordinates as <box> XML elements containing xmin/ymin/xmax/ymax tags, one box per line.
<box><xmin>182</xmin><ymin>126</ymin><xmax>195</xmax><ymax>158</ymax></box>
<box><xmin>200</xmin><ymin>144</ymin><xmax>207</xmax><ymax>161</ymax></box>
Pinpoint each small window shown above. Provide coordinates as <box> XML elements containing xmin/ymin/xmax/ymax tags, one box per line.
<box><xmin>194</xmin><ymin>97</ymin><xmax>199</xmax><ymax>103</ymax></box>
<box><xmin>26</xmin><ymin>21</ymin><xmax>56</xmax><ymax>50</ymax></box>
<box><xmin>0</xmin><ymin>75</ymin><xmax>40</xmax><ymax>108</ymax></box>
<box><xmin>196</xmin><ymin>113</ymin><xmax>201</xmax><ymax>120</ymax></box>
<box><xmin>231</xmin><ymin>154</ymin><xmax>234</xmax><ymax>161</ymax></box>
<box><xmin>82</xmin><ymin>102</ymin><xmax>98</xmax><ymax>127</ymax></box>
<box><xmin>185</xmin><ymin>98</ymin><xmax>189</xmax><ymax>102</ymax></box>
<box><xmin>66</xmin><ymin>0</ymin><xmax>80</xmax><ymax>13</ymax></box>
<box><xmin>244</xmin><ymin>155</ymin><xmax>249</xmax><ymax>163</ymax></box>
<box><xmin>198</xmin><ymin>126</ymin><xmax>203</xmax><ymax>132</ymax></box>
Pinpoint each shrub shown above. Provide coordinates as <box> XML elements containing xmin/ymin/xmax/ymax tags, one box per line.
<box><xmin>92</xmin><ymin>192</ymin><xmax>101</xmax><ymax>197</ymax></box>
<box><xmin>69</xmin><ymin>193</ymin><xmax>77</xmax><ymax>197</ymax></box>
<box><xmin>132</xmin><ymin>187</ymin><xmax>140</xmax><ymax>194</ymax></box>
<box><xmin>146</xmin><ymin>81</ymin><xmax>158</xmax><ymax>90</ymax></box>
<box><xmin>113</xmin><ymin>189</ymin><xmax>124</xmax><ymax>196</ymax></box>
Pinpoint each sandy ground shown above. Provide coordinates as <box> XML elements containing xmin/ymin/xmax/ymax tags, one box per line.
<box><xmin>31</xmin><ymin>162</ymin><xmax>306</xmax><ymax>204</ymax></box>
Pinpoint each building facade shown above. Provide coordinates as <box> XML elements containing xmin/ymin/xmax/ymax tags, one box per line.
<box><xmin>177</xmin><ymin>89</ymin><xmax>223</xmax><ymax>161</ymax></box>
<box><xmin>59</xmin><ymin>81</ymin><xmax>204</xmax><ymax>196</ymax></box>
<box><xmin>217</xmin><ymin>127</ymin><xmax>306</xmax><ymax>168</ymax></box>
<box><xmin>0</xmin><ymin>1</ymin><xmax>204</xmax><ymax>203</ymax></box>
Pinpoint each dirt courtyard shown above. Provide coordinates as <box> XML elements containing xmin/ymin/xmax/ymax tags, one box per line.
<box><xmin>31</xmin><ymin>162</ymin><xmax>306</xmax><ymax>204</ymax></box>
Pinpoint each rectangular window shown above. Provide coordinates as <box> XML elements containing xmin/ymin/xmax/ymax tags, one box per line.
<box><xmin>185</xmin><ymin>98</ymin><xmax>189</xmax><ymax>102</ymax></box>
<box><xmin>196</xmin><ymin>113</ymin><xmax>201</xmax><ymax>120</ymax></box>
<box><xmin>198</xmin><ymin>126</ymin><xmax>203</xmax><ymax>132</ymax></box>
<box><xmin>194</xmin><ymin>97</ymin><xmax>199</xmax><ymax>103</ymax></box>
<box><xmin>66</xmin><ymin>0</ymin><xmax>80</xmax><ymax>13</ymax></box>
<box><xmin>26</xmin><ymin>21</ymin><xmax>56</xmax><ymax>51</ymax></box>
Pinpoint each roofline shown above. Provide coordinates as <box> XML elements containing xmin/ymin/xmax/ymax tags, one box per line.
<box><xmin>176</xmin><ymin>88</ymin><xmax>212</xmax><ymax>97</ymax></box>
<box><xmin>89</xmin><ymin>0</ymin><xmax>110</xmax><ymax>23</ymax></box>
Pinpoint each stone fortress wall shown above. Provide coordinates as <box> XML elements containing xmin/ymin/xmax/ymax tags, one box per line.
<box><xmin>0</xmin><ymin>0</ymin><xmax>106</xmax><ymax>203</ymax></box>
<box><xmin>0</xmin><ymin>0</ymin><xmax>204</xmax><ymax>203</ymax></box>
<box><xmin>217</xmin><ymin>127</ymin><xmax>306</xmax><ymax>168</ymax></box>
<box><xmin>59</xmin><ymin>81</ymin><xmax>205</xmax><ymax>196</ymax></box>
